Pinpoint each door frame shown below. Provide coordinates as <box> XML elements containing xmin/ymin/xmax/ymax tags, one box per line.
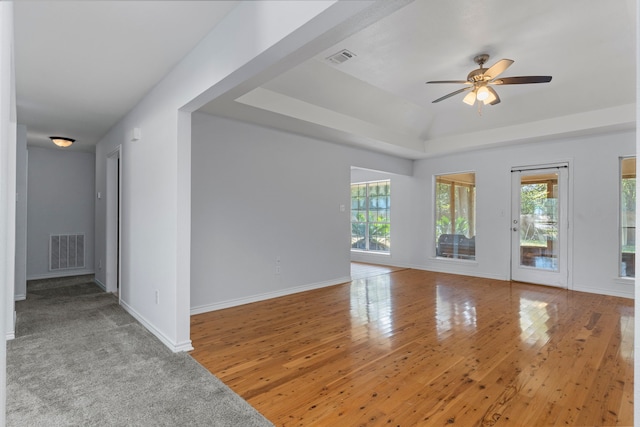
<box><xmin>106</xmin><ymin>146</ymin><xmax>122</xmax><ymax>298</ymax></box>
<box><xmin>510</xmin><ymin>162</ymin><xmax>573</xmax><ymax>289</ymax></box>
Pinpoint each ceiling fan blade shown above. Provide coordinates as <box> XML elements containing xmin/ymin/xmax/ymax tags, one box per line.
<box><xmin>485</xmin><ymin>87</ymin><xmax>500</xmax><ymax>105</ymax></box>
<box><xmin>426</xmin><ymin>80</ymin><xmax>471</xmax><ymax>84</ymax></box>
<box><xmin>432</xmin><ymin>87</ymin><xmax>472</xmax><ymax>103</ymax></box>
<box><xmin>492</xmin><ymin>76</ymin><xmax>552</xmax><ymax>85</ymax></box>
<box><xmin>484</xmin><ymin>59</ymin><xmax>514</xmax><ymax>79</ymax></box>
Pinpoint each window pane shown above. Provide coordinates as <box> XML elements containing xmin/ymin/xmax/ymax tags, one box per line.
<box><xmin>621</xmin><ymin>157</ymin><xmax>635</xmax><ymax>278</ymax></box>
<box><xmin>435</xmin><ymin>173</ymin><xmax>476</xmax><ymax>260</ymax></box>
<box><xmin>369</xmin><ymin>223</ymin><xmax>390</xmax><ymax>251</ymax></box>
<box><xmin>351</xmin><ymin>222</ymin><xmax>366</xmax><ymax>250</ymax></box>
<box><xmin>351</xmin><ymin>180</ymin><xmax>390</xmax><ymax>253</ymax></box>
<box><xmin>519</xmin><ymin>175</ymin><xmax>558</xmax><ymax>271</ymax></box>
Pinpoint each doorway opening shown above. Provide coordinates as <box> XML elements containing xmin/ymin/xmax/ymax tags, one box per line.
<box><xmin>511</xmin><ymin>164</ymin><xmax>569</xmax><ymax>288</ymax></box>
<box><xmin>106</xmin><ymin>146</ymin><xmax>122</xmax><ymax>298</ymax></box>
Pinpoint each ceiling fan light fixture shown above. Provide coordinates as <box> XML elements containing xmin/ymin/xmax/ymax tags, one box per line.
<box><xmin>462</xmin><ymin>90</ymin><xmax>476</xmax><ymax>106</ymax></box>
<box><xmin>50</xmin><ymin>136</ymin><xmax>75</xmax><ymax>148</ymax></box>
<box><xmin>476</xmin><ymin>86</ymin><xmax>490</xmax><ymax>101</ymax></box>
<box><xmin>483</xmin><ymin>90</ymin><xmax>497</xmax><ymax>105</ymax></box>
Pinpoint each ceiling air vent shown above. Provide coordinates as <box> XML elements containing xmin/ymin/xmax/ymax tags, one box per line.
<box><xmin>326</xmin><ymin>49</ymin><xmax>356</xmax><ymax>65</ymax></box>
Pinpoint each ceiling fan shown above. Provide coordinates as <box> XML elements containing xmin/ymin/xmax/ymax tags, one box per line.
<box><xmin>427</xmin><ymin>54</ymin><xmax>552</xmax><ymax>106</ymax></box>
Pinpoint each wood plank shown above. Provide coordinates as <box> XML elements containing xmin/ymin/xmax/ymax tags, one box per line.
<box><xmin>190</xmin><ymin>268</ymin><xmax>634</xmax><ymax>426</ymax></box>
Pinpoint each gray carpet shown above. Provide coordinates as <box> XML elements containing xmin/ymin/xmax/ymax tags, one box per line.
<box><xmin>7</xmin><ymin>276</ymin><xmax>273</xmax><ymax>427</ymax></box>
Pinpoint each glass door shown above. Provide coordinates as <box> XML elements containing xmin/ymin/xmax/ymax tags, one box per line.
<box><xmin>511</xmin><ymin>166</ymin><xmax>568</xmax><ymax>287</ymax></box>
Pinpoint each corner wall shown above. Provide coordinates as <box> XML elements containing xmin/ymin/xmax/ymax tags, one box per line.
<box><xmin>0</xmin><ymin>1</ymin><xmax>16</xmax><ymax>422</ymax></box>
<box><xmin>410</xmin><ymin>130</ymin><xmax>635</xmax><ymax>298</ymax></box>
<box><xmin>93</xmin><ymin>1</ymin><xmax>379</xmax><ymax>352</ymax></box>
<box><xmin>190</xmin><ymin>113</ymin><xmax>412</xmax><ymax>312</ymax></box>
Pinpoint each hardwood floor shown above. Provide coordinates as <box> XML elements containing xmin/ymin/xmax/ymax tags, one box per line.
<box><xmin>190</xmin><ymin>268</ymin><xmax>634</xmax><ymax>426</ymax></box>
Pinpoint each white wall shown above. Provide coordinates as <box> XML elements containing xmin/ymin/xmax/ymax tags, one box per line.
<box><xmin>400</xmin><ymin>130</ymin><xmax>634</xmax><ymax>298</ymax></box>
<box><xmin>94</xmin><ymin>1</ymin><xmax>380</xmax><ymax>352</ymax></box>
<box><xmin>0</xmin><ymin>1</ymin><xmax>16</xmax><ymax>423</ymax></box>
<box><xmin>192</xmin><ymin>117</ymin><xmax>635</xmax><ymax>311</ymax></box>
<box><xmin>190</xmin><ymin>113</ymin><xmax>412</xmax><ymax>312</ymax></box>
<box><xmin>14</xmin><ymin>124</ymin><xmax>27</xmax><ymax>299</ymax></box>
<box><xmin>26</xmin><ymin>147</ymin><xmax>95</xmax><ymax>280</ymax></box>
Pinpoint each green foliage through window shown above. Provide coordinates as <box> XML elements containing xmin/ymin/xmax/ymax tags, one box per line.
<box><xmin>435</xmin><ymin>173</ymin><xmax>476</xmax><ymax>260</ymax></box>
<box><xmin>620</xmin><ymin>157</ymin><xmax>635</xmax><ymax>278</ymax></box>
<box><xmin>351</xmin><ymin>180</ymin><xmax>390</xmax><ymax>252</ymax></box>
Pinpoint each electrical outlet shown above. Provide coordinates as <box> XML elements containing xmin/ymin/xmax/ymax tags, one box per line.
<box><xmin>155</xmin><ymin>290</ymin><xmax>159</xmax><ymax>305</ymax></box>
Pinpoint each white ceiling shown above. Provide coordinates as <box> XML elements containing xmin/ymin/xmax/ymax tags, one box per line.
<box><xmin>14</xmin><ymin>1</ymin><xmax>237</xmax><ymax>152</ymax></box>
<box><xmin>14</xmin><ymin>1</ymin><xmax>637</xmax><ymax>158</ymax></box>
<box><xmin>201</xmin><ymin>0</ymin><xmax>637</xmax><ymax>158</ymax></box>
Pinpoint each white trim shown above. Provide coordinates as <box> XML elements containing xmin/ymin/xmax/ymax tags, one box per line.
<box><xmin>350</xmin><ymin>251</ymin><xmax>391</xmax><ymax>264</ymax></box>
<box><xmin>120</xmin><ymin>299</ymin><xmax>194</xmax><ymax>353</ymax></box>
<box><xmin>354</xmin><ymin>262</ymin><xmax>632</xmax><ymax>299</ymax></box>
<box><xmin>613</xmin><ymin>277</ymin><xmax>635</xmax><ymax>286</ymax></box>
<box><xmin>6</xmin><ymin>311</ymin><xmax>14</xmax><ymax>340</ymax></box>
<box><xmin>360</xmin><ymin>259</ymin><xmax>507</xmax><ymax>281</ymax></box>
<box><xmin>510</xmin><ymin>165</ymin><xmax>570</xmax><ymax>288</ymax></box>
<box><xmin>572</xmin><ymin>285</ymin><xmax>633</xmax><ymax>299</ymax></box>
<box><xmin>618</xmin><ymin>156</ymin><xmax>635</xmax><ymax>283</ymax></box>
<box><xmin>430</xmin><ymin>256</ymin><xmax>479</xmax><ymax>265</ymax></box>
<box><xmin>510</xmin><ymin>162</ymin><xmax>569</xmax><ymax>172</ymax></box>
<box><xmin>26</xmin><ymin>269</ymin><xmax>95</xmax><ymax>281</ymax></box>
<box><xmin>190</xmin><ymin>276</ymin><xmax>351</xmax><ymax>315</ymax></box>
<box><xmin>93</xmin><ymin>278</ymin><xmax>106</xmax><ymax>291</ymax></box>
<box><xmin>106</xmin><ymin>146</ymin><xmax>122</xmax><ymax>295</ymax></box>
<box><xmin>14</xmin><ymin>294</ymin><xmax>25</xmax><ymax>301</ymax></box>
<box><xmin>408</xmin><ymin>264</ymin><xmax>508</xmax><ymax>281</ymax></box>
<box><xmin>7</xmin><ymin>310</ymin><xmax>16</xmax><ymax>340</ymax></box>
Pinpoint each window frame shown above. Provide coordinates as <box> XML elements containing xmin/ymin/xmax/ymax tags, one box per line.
<box><xmin>433</xmin><ymin>171</ymin><xmax>476</xmax><ymax>261</ymax></box>
<box><xmin>350</xmin><ymin>179</ymin><xmax>391</xmax><ymax>254</ymax></box>
<box><xmin>619</xmin><ymin>156</ymin><xmax>635</xmax><ymax>279</ymax></box>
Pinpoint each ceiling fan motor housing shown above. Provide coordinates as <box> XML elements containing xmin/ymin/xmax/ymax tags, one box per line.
<box><xmin>467</xmin><ymin>68</ymin><xmax>488</xmax><ymax>83</ymax></box>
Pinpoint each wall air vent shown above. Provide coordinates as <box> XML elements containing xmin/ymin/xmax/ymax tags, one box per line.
<box><xmin>50</xmin><ymin>233</ymin><xmax>85</xmax><ymax>271</ymax></box>
<box><xmin>326</xmin><ymin>49</ymin><xmax>356</xmax><ymax>65</ymax></box>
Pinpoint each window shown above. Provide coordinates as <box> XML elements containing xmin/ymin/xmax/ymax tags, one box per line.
<box><xmin>351</xmin><ymin>180</ymin><xmax>390</xmax><ymax>253</ymax></box>
<box><xmin>435</xmin><ymin>173</ymin><xmax>476</xmax><ymax>260</ymax></box>
<box><xmin>620</xmin><ymin>157</ymin><xmax>635</xmax><ymax>278</ymax></box>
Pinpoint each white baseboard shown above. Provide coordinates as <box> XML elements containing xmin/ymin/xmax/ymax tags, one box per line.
<box><xmin>14</xmin><ymin>294</ymin><xmax>26</xmax><ymax>301</ymax></box>
<box><xmin>571</xmin><ymin>285</ymin><xmax>633</xmax><ymax>299</ymax></box>
<box><xmin>191</xmin><ymin>276</ymin><xmax>351</xmax><ymax>315</ymax></box>
<box><xmin>120</xmin><ymin>299</ymin><xmax>194</xmax><ymax>353</ymax></box>
<box><xmin>94</xmin><ymin>278</ymin><xmax>106</xmax><ymax>291</ymax></box>
<box><xmin>7</xmin><ymin>311</ymin><xmax>16</xmax><ymax>340</ymax></box>
<box><xmin>350</xmin><ymin>259</ymin><xmax>509</xmax><ymax>282</ymax></box>
<box><xmin>411</xmin><ymin>263</ymin><xmax>509</xmax><ymax>281</ymax></box>
<box><xmin>27</xmin><ymin>269</ymin><xmax>95</xmax><ymax>281</ymax></box>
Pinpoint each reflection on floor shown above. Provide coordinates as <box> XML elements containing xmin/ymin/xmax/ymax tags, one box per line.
<box><xmin>350</xmin><ymin>261</ymin><xmax>406</xmax><ymax>280</ymax></box>
<box><xmin>190</xmin><ymin>268</ymin><xmax>634</xmax><ymax>426</ymax></box>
